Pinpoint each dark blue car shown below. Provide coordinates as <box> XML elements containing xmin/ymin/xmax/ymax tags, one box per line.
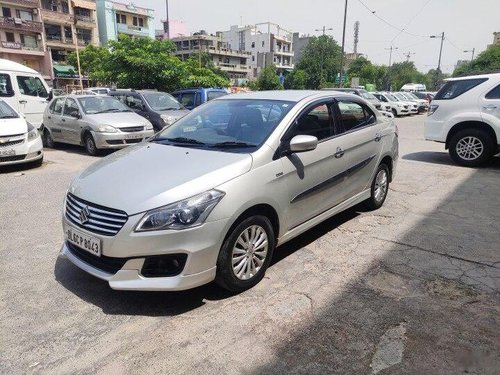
<box><xmin>171</xmin><ymin>88</ymin><xmax>228</xmax><ymax>110</ymax></box>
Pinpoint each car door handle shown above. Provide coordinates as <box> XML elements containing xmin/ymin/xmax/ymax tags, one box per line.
<box><xmin>483</xmin><ymin>105</ymin><xmax>497</xmax><ymax>109</ymax></box>
<box><xmin>374</xmin><ymin>133</ymin><xmax>382</xmax><ymax>142</ymax></box>
<box><xmin>19</xmin><ymin>100</ymin><xmax>27</xmax><ymax>104</ymax></box>
<box><xmin>48</xmin><ymin>116</ymin><xmax>51</xmax><ymax>119</ymax></box>
<box><xmin>61</xmin><ymin>118</ymin><xmax>66</xmax><ymax>122</ymax></box>
<box><xmin>334</xmin><ymin>147</ymin><xmax>344</xmax><ymax>158</ymax></box>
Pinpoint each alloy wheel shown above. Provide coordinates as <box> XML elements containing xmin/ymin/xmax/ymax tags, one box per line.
<box><xmin>231</xmin><ymin>225</ymin><xmax>269</xmax><ymax>280</ymax></box>
<box><xmin>455</xmin><ymin>136</ymin><xmax>484</xmax><ymax>161</ymax></box>
<box><xmin>374</xmin><ymin>169</ymin><xmax>388</xmax><ymax>203</ymax></box>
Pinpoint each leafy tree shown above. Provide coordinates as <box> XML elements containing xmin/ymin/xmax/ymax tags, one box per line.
<box><xmin>255</xmin><ymin>65</ymin><xmax>283</xmax><ymax>90</ymax></box>
<box><xmin>296</xmin><ymin>35</ymin><xmax>342</xmax><ymax>89</ymax></box>
<box><xmin>67</xmin><ymin>44</ymin><xmax>111</xmax><ymax>83</ymax></box>
<box><xmin>453</xmin><ymin>45</ymin><xmax>500</xmax><ymax>77</ymax></box>
<box><xmin>181</xmin><ymin>58</ymin><xmax>230</xmax><ymax>88</ymax></box>
<box><xmin>284</xmin><ymin>69</ymin><xmax>307</xmax><ymax>89</ymax></box>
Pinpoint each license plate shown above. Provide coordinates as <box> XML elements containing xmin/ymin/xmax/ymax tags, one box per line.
<box><xmin>124</xmin><ymin>134</ymin><xmax>142</xmax><ymax>139</ymax></box>
<box><xmin>65</xmin><ymin>226</ymin><xmax>101</xmax><ymax>257</ymax></box>
<box><xmin>0</xmin><ymin>149</ymin><xmax>15</xmax><ymax>156</ymax></box>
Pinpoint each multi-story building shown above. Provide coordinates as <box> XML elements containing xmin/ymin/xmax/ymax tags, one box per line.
<box><xmin>292</xmin><ymin>32</ymin><xmax>312</xmax><ymax>66</ymax></box>
<box><xmin>222</xmin><ymin>22</ymin><xmax>294</xmax><ymax>79</ymax></box>
<box><xmin>96</xmin><ymin>0</ymin><xmax>154</xmax><ymax>46</ymax></box>
<box><xmin>0</xmin><ymin>0</ymin><xmax>52</xmax><ymax>80</ymax></box>
<box><xmin>171</xmin><ymin>30</ymin><xmax>251</xmax><ymax>85</ymax></box>
<box><xmin>487</xmin><ymin>32</ymin><xmax>499</xmax><ymax>49</ymax></box>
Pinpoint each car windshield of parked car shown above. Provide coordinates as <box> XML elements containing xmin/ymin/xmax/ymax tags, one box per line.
<box><xmin>143</xmin><ymin>92</ymin><xmax>183</xmax><ymax>111</ymax></box>
<box><xmin>0</xmin><ymin>100</ymin><xmax>18</xmax><ymax>119</ymax></box>
<box><xmin>360</xmin><ymin>92</ymin><xmax>377</xmax><ymax>100</ymax></box>
<box><xmin>152</xmin><ymin>99</ymin><xmax>294</xmax><ymax>151</ymax></box>
<box><xmin>77</xmin><ymin>96</ymin><xmax>130</xmax><ymax>114</ymax></box>
<box><xmin>394</xmin><ymin>93</ymin><xmax>408</xmax><ymax>101</ymax></box>
<box><xmin>386</xmin><ymin>94</ymin><xmax>398</xmax><ymax>102</ymax></box>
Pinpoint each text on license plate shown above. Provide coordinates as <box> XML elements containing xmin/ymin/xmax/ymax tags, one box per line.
<box><xmin>124</xmin><ymin>134</ymin><xmax>142</xmax><ymax>139</ymax></box>
<box><xmin>65</xmin><ymin>226</ymin><xmax>101</xmax><ymax>256</ymax></box>
<box><xmin>0</xmin><ymin>149</ymin><xmax>15</xmax><ymax>156</ymax></box>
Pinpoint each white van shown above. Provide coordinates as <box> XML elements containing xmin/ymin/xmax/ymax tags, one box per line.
<box><xmin>0</xmin><ymin>58</ymin><xmax>51</xmax><ymax>129</ymax></box>
<box><xmin>400</xmin><ymin>83</ymin><xmax>427</xmax><ymax>92</ymax></box>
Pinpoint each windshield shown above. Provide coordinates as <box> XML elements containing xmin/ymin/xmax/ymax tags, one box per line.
<box><xmin>77</xmin><ymin>96</ymin><xmax>130</xmax><ymax>114</ymax></box>
<box><xmin>408</xmin><ymin>92</ymin><xmax>419</xmax><ymax>100</ymax></box>
<box><xmin>386</xmin><ymin>94</ymin><xmax>399</xmax><ymax>102</ymax></box>
<box><xmin>0</xmin><ymin>100</ymin><xmax>19</xmax><ymax>119</ymax></box>
<box><xmin>361</xmin><ymin>92</ymin><xmax>377</xmax><ymax>100</ymax></box>
<box><xmin>143</xmin><ymin>92</ymin><xmax>182</xmax><ymax>110</ymax></box>
<box><xmin>394</xmin><ymin>93</ymin><xmax>408</xmax><ymax>101</ymax></box>
<box><xmin>152</xmin><ymin>99</ymin><xmax>294</xmax><ymax>152</ymax></box>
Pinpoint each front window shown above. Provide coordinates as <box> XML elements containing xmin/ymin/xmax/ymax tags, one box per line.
<box><xmin>0</xmin><ymin>100</ymin><xmax>19</xmax><ymax>119</ymax></box>
<box><xmin>142</xmin><ymin>92</ymin><xmax>183</xmax><ymax>111</ymax></box>
<box><xmin>17</xmin><ymin>76</ymin><xmax>48</xmax><ymax>98</ymax></box>
<box><xmin>152</xmin><ymin>99</ymin><xmax>294</xmax><ymax>152</ymax></box>
<box><xmin>77</xmin><ymin>96</ymin><xmax>130</xmax><ymax>114</ymax></box>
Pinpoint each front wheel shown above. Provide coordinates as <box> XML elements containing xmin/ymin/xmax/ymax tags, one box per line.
<box><xmin>364</xmin><ymin>164</ymin><xmax>390</xmax><ymax>210</ymax></box>
<box><xmin>448</xmin><ymin>129</ymin><xmax>494</xmax><ymax>167</ymax></box>
<box><xmin>84</xmin><ymin>133</ymin><xmax>99</xmax><ymax>156</ymax></box>
<box><xmin>216</xmin><ymin>215</ymin><xmax>275</xmax><ymax>293</ymax></box>
<box><xmin>43</xmin><ymin>129</ymin><xmax>55</xmax><ymax>148</ymax></box>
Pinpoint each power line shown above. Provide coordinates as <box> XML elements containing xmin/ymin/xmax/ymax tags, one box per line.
<box><xmin>356</xmin><ymin>0</ymin><xmax>430</xmax><ymax>38</ymax></box>
<box><xmin>391</xmin><ymin>0</ymin><xmax>434</xmax><ymax>43</ymax></box>
<box><xmin>445</xmin><ymin>37</ymin><xmax>464</xmax><ymax>52</ymax></box>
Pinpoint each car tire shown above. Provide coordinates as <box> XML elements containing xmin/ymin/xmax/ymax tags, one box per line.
<box><xmin>216</xmin><ymin>215</ymin><xmax>275</xmax><ymax>293</ymax></box>
<box><xmin>84</xmin><ymin>133</ymin><xmax>99</xmax><ymax>156</ymax></box>
<box><xmin>43</xmin><ymin>129</ymin><xmax>55</xmax><ymax>148</ymax></box>
<box><xmin>449</xmin><ymin>129</ymin><xmax>494</xmax><ymax>167</ymax></box>
<box><xmin>364</xmin><ymin>163</ymin><xmax>390</xmax><ymax>210</ymax></box>
<box><xmin>391</xmin><ymin>109</ymin><xmax>398</xmax><ymax>117</ymax></box>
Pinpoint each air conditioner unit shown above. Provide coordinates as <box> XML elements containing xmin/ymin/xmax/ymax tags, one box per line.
<box><xmin>14</xmin><ymin>18</ymin><xmax>23</xmax><ymax>25</ymax></box>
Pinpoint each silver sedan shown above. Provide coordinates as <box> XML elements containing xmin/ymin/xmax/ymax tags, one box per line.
<box><xmin>42</xmin><ymin>95</ymin><xmax>154</xmax><ymax>155</ymax></box>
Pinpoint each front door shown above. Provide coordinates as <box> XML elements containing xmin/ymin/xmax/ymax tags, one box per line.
<box><xmin>14</xmin><ymin>74</ymin><xmax>49</xmax><ymax>128</ymax></box>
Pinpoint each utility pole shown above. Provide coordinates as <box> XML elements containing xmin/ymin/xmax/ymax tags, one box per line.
<box><xmin>165</xmin><ymin>0</ymin><xmax>170</xmax><ymax>39</ymax></box>
<box><xmin>385</xmin><ymin>46</ymin><xmax>398</xmax><ymax>91</ymax></box>
<box><xmin>315</xmin><ymin>26</ymin><xmax>333</xmax><ymax>36</ymax></box>
<box><xmin>430</xmin><ymin>32</ymin><xmax>445</xmax><ymax>72</ymax></box>
<box><xmin>464</xmin><ymin>48</ymin><xmax>475</xmax><ymax>61</ymax></box>
<box><xmin>72</xmin><ymin>9</ymin><xmax>83</xmax><ymax>91</ymax></box>
<box><xmin>314</xmin><ymin>26</ymin><xmax>333</xmax><ymax>86</ymax></box>
<box><xmin>404</xmin><ymin>51</ymin><xmax>415</xmax><ymax>62</ymax></box>
<box><xmin>339</xmin><ymin>0</ymin><xmax>348</xmax><ymax>87</ymax></box>
<box><xmin>385</xmin><ymin>46</ymin><xmax>398</xmax><ymax>67</ymax></box>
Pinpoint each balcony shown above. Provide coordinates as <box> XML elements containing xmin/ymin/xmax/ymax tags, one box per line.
<box><xmin>77</xmin><ymin>39</ymin><xmax>92</xmax><ymax>46</ymax></box>
<box><xmin>41</xmin><ymin>9</ymin><xmax>74</xmax><ymax>25</ymax></box>
<box><xmin>0</xmin><ymin>17</ymin><xmax>43</xmax><ymax>33</ymax></box>
<box><xmin>0</xmin><ymin>40</ymin><xmax>45</xmax><ymax>56</ymax></box>
<box><xmin>175</xmin><ymin>45</ymin><xmax>251</xmax><ymax>60</ymax></box>
<box><xmin>75</xmin><ymin>15</ymin><xmax>94</xmax><ymax>26</ymax></box>
<box><xmin>45</xmin><ymin>35</ymin><xmax>75</xmax><ymax>48</ymax></box>
<box><xmin>1</xmin><ymin>0</ymin><xmax>39</xmax><ymax>7</ymax></box>
<box><xmin>116</xmin><ymin>23</ymin><xmax>150</xmax><ymax>37</ymax></box>
<box><xmin>216</xmin><ymin>62</ymin><xmax>251</xmax><ymax>74</ymax></box>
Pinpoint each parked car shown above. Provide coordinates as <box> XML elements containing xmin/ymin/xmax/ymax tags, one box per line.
<box><xmin>0</xmin><ymin>98</ymin><xmax>43</xmax><ymax>167</ymax></box>
<box><xmin>321</xmin><ymin>87</ymin><xmax>384</xmax><ymax>111</ymax></box>
<box><xmin>400</xmin><ymin>83</ymin><xmax>426</xmax><ymax>92</ymax></box>
<box><xmin>59</xmin><ymin>90</ymin><xmax>399</xmax><ymax>292</ymax></box>
<box><xmin>0</xmin><ymin>58</ymin><xmax>51</xmax><ymax>129</ymax></box>
<box><xmin>425</xmin><ymin>73</ymin><xmax>500</xmax><ymax>167</ymax></box>
<box><xmin>42</xmin><ymin>95</ymin><xmax>154</xmax><ymax>155</ymax></box>
<box><xmin>413</xmin><ymin>91</ymin><xmax>434</xmax><ymax>103</ymax></box>
<box><xmin>109</xmin><ymin>89</ymin><xmax>189</xmax><ymax>132</ymax></box>
<box><xmin>392</xmin><ymin>92</ymin><xmax>418</xmax><ymax>114</ymax></box>
<box><xmin>171</xmin><ymin>88</ymin><xmax>228</xmax><ymax>110</ymax></box>
<box><xmin>397</xmin><ymin>91</ymin><xmax>428</xmax><ymax>113</ymax></box>
<box><xmin>373</xmin><ymin>92</ymin><xmax>409</xmax><ymax>117</ymax></box>
<box><xmin>88</xmin><ymin>87</ymin><xmax>111</xmax><ymax>95</ymax></box>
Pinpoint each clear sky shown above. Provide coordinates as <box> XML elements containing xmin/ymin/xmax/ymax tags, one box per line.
<box><xmin>133</xmin><ymin>0</ymin><xmax>499</xmax><ymax>74</ymax></box>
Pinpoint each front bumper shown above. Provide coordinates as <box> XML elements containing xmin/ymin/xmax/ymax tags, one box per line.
<box><xmin>0</xmin><ymin>133</ymin><xmax>43</xmax><ymax>166</ymax></box>
<box><xmin>60</xmin><ymin>214</ymin><xmax>231</xmax><ymax>291</ymax></box>
<box><xmin>93</xmin><ymin>130</ymin><xmax>154</xmax><ymax>149</ymax></box>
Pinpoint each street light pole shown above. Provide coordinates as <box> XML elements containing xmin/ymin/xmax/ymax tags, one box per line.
<box><xmin>464</xmin><ymin>48</ymin><xmax>475</xmax><ymax>61</ymax></box>
<box><xmin>314</xmin><ymin>26</ymin><xmax>333</xmax><ymax>87</ymax></box>
<box><xmin>339</xmin><ymin>0</ymin><xmax>348</xmax><ymax>87</ymax></box>
<box><xmin>165</xmin><ymin>0</ymin><xmax>170</xmax><ymax>39</ymax></box>
<box><xmin>385</xmin><ymin>45</ymin><xmax>397</xmax><ymax>90</ymax></box>
<box><xmin>430</xmin><ymin>32</ymin><xmax>445</xmax><ymax>72</ymax></box>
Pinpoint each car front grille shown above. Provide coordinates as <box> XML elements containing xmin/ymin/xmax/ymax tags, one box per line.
<box><xmin>67</xmin><ymin>242</ymin><xmax>128</xmax><ymax>274</ymax></box>
<box><xmin>120</xmin><ymin>126</ymin><xmax>144</xmax><ymax>132</ymax></box>
<box><xmin>0</xmin><ymin>154</ymin><xmax>25</xmax><ymax>163</ymax></box>
<box><xmin>0</xmin><ymin>138</ymin><xmax>24</xmax><ymax>148</ymax></box>
<box><xmin>125</xmin><ymin>138</ymin><xmax>142</xmax><ymax>144</ymax></box>
<box><xmin>65</xmin><ymin>193</ymin><xmax>128</xmax><ymax>236</ymax></box>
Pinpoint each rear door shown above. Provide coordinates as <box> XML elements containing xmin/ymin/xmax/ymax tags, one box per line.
<box><xmin>14</xmin><ymin>74</ymin><xmax>49</xmax><ymax>127</ymax></box>
<box><xmin>480</xmin><ymin>83</ymin><xmax>500</xmax><ymax>134</ymax></box>
<box><xmin>334</xmin><ymin>99</ymin><xmax>382</xmax><ymax>197</ymax></box>
<box><xmin>60</xmin><ymin>98</ymin><xmax>81</xmax><ymax>144</ymax></box>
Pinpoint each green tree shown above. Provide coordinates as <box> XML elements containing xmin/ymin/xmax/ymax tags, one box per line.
<box><xmin>296</xmin><ymin>35</ymin><xmax>342</xmax><ymax>89</ymax></box>
<box><xmin>68</xmin><ymin>44</ymin><xmax>111</xmax><ymax>83</ymax></box>
<box><xmin>255</xmin><ymin>65</ymin><xmax>283</xmax><ymax>90</ymax></box>
<box><xmin>284</xmin><ymin>69</ymin><xmax>307</xmax><ymax>89</ymax></box>
<box><xmin>453</xmin><ymin>45</ymin><xmax>500</xmax><ymax>77</ymax></box>
<box><xmin>181</xmin><ymin>58</ymin><xmax>230</xmax><ymax>88</ymax></box>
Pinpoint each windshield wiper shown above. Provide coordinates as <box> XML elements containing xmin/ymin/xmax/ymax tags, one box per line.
<box><xmin>95</xmin><ymin>108</ymin><xmax>121</xmax><ymax>113</ymax></box>
<box><xmin>211</xmin><ymin>141</ymin><xmax>257</xmax><ymax>148</ymax></box>
<box><xmin>153</xmin><ymin>137</ymin><xmax>206</xmax><ymax>145</ymax></box>
<box><xmin>157</xmin><ymin>107</ymin><xmax>179</xmax><ymax>111</ymax></box>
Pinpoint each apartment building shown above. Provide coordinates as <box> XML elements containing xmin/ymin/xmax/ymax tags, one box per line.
<box><xmin>96</xmin><ymin>0</ymin><xmax>154</xmax><ymax>46</ymax></box>
<box><xmin>0</xmin><ymin>0</ymin><xmax>52</xmax><ymax>79</ymax></box>
<box><xmin>171</xmin><ymin>30</ymin><xmax>251</xmax><ymax>85</ymax></box>
<box><xmin>222</xmin><ymin>22</ymin><xmax>294</xmax><ymax>79</ymax></box>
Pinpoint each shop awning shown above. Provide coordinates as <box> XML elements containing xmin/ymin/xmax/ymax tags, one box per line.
<box><xmin>53</xmin><ymin>63</ymin><xmax>82</xmax><ymax>79</ymax></box>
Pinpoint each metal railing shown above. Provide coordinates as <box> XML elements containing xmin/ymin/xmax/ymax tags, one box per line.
<box><xmin>0</xmin><ymin>16</ymin><xmax>43</xmax><ymax>33</ymax></box>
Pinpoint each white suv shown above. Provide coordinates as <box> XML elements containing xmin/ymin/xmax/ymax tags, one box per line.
<box><xmin>425</xmin><ymin>73</ymin><xmax>500</xmax><ymax>167</ymax></box>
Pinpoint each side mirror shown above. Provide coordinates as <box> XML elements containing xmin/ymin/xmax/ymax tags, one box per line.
<box><xmin>47</xmin><ymin>89</ymin><xmax>53</xmax><ymax>101</ymax></box>
<box><xmin>284</xmin><ymin>135</ymin><xmax>318</xmax><ymax>155</ymax></box>
<box><xmin>70</xmin><ymin>110</ymin><xmax>81</xmax><ymax>119</ymax></box>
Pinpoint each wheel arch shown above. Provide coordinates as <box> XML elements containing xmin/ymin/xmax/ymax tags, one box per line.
<box><xmin>223</xmin><ymin>204</ymin><xmax>280</xmax><ymax>244</ymax></box>
<box><xmin>80</xmin><ymin>126</ymin><xmax>93</xmax><ymax>145</ymax></box>
<box><xmin>379</xmin><ymin>155</ymin><xmax>394</xmax><ymax>182</ymax></box>
<box><xmin>445</xmin><ymin>121</ymin><xmax>497</xmax><ymax>150</ymax></box>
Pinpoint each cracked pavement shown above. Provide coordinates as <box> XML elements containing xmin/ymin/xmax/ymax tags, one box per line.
<box><xmin>1</xmin><ymin>115</ymin><xmax>499</xmax><ymax>374</ymax></box>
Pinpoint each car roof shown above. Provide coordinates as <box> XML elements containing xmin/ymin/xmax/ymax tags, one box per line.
<box><xmin>445</xmin><ymin>72</ymin><xmax>500</xmax><ymax>81</ymax></box>
<box><xmin>0</xmin><ymin>58</ymin><xmax>39</xmax><ymax>74</ymax></box>
<box><xmin>221</xmin><ymin>90</ymin><xmax>348</xmax><ymax>102</ymax></box>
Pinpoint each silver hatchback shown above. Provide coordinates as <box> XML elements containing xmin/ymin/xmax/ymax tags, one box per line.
<box><xmin>60</xmin><ymin>91</ymin><xmax>398</xmax><ymax>292</ymax></box>
<box><xmin>42</xmin><ymin>95</ymin><xmax>154</xmax><ymax>155</ymax></box>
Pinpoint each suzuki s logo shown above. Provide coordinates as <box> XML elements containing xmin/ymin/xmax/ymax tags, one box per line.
<box><xmin>79</xmin><ymin>206</ymin><xmax>91</xmax><ymax>224</ymax></box>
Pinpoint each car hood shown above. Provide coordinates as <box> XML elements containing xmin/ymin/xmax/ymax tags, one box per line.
<box><xmin>69</xmin><ymin>143</ymin><xmax>253</xmax><ymax>214</ymax></box>
<box><xmin>0</xmin><ymin>117</ymin><xmax>27</xmax><ymax>136</ymax></box>
<box><xmin>85</xmin><ymin>112</ymin><xmax>150</xmax><ymax>128</ymax></box>
<box><xmin>156</xmin><ymin>109</ymin><xmax>190</xmax><ymax>118</ymax></box>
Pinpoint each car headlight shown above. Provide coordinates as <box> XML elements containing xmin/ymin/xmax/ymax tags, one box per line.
<box><xmin>95</xmin><ymin>124</ymin><xmax>117</xmax><ymax>133</ymax></box>
<box><xmin>145</xmin><ymin>123</ymin><xmax>153</xmax><ymax>130</ymax></box>
<box><xmin>27</xmin><ymin>123</ymin><xmax>39</xmax><ymax>141</ymax></box>
<box><xmin>397</xmin><ymin>103</ymin><xmax>404</xmax><ymax>108</ymax></box>
<box><xmin>135</xmin><ymin>190</ymin><xmax>225</xmax><ymax>232</ymax></box>
<box><xmin>161</xmin><ymin>114</ymin><xmax>175</xmax><ymax>126</ymax></box>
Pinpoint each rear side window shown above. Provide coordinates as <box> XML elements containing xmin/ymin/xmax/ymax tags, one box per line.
<box><xmin>0</xmin><ymin>73</ymin><xmax>14</xmax><ymax>97</ymax></box>
<box><xmin>434</xmin><ymin>78</ymin><xmax>488</xmax><ymax>100</ymax></box>
<box><xmin>337</xmin><ymin>101</ymin><xmax>376</xmax><ymax>132</ymax></box>
<box><xmin>485</xmin><ymin>84</ymin><xmax>500</xmax><ymax>99</ymax></box>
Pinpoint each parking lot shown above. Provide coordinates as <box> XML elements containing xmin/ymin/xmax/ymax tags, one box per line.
<box><xmin>1</xmin><ymin>114</ymin><xmax>499</xmax><ymax>374</ymax></box>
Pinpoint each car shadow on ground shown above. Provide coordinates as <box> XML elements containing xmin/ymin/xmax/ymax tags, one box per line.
<box><xmin>44</xmin><ymin>143</ymin><xmax>114</xmax><ymax>157</ymax></box>
<box><xmin>403</xmin><ymin>151</ymin><xmax>500</xmax><ymax>170</ymax></box>
<box><xmin>54</xmin><ymin>209</ymin><xmax>359</xmax><ymax>317</ymax></box>
<box><xmin>0</xmin><ymin>159</ymin><xmax>43</xmax><ymax>174</ymax></box>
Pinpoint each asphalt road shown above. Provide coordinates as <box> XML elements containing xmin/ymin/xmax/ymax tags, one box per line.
<box><xmin>1</xmin><ymin>114</ymin><xmax>499</xmax><ymax>374</ymax></box>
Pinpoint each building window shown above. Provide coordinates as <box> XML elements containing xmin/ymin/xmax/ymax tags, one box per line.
<box><xmin>251</xmin><ymin>42</ymin><xmax>255</xmax><ymax>48</ymax></box>
<box><xmin>2</xmin><ymin>7</ymin><xmax>11</xmax><ymax>17</ymax></box>
<box><xmin>139</xmin><ymin>18</ymin><xmax>144</xmax><ymax>27</ymax></box>
<box><xmin>16</xmin><ymin>9</ymin><xmax>34</xmax><ymax>21</ymax></box>
<box><xmin>61</xmin><ymin>1</ymin><xmax>69</xmax><ymax>13</ymax></box>
<box><xmin>77</xmin><ymin>28</ymin><xmax>92</xmax><ymax>44</ymax></box>
<box><xmin>20</xmin><ymin>35</ymin><xmax>38</xmax><ymax>49</ymax></box>
<box><xmin>41</xmin><ymin>0</ymin><xmax>57</xmax><ymax>11</ymax></box>
<box><xmin>252</xmin><ymin>55</ymin><xmax>255</xmax><ymax>62</ymax></box>
<box><xmin>5</xmin><ymin>32</ymin><xmax>15</xmax><ymax>42</ymax></box>
<box><xmin>64</xmin><ymin>26</ymin><xmax>72</xmax><ymax>40</ymax></box>
<box><xmin>262</xmin><ymin>41</ymin><xmax>265</xmax><ymax>47</ymax></box>
<box><xmin>45</xmin><ymin>24</ymin><xmax>62</xmax><ymax>41</ymax></box>
<box><xmin>116</xmin><ymin>13</ymin><xmax>126</xmax><ymax>24</ymax></box>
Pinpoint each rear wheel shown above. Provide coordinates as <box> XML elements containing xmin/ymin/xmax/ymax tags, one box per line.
<box><xmin>449</xmin><ymin>129</ymin><xmax>494</xmax><ymax>167</ymax></box>
<box><xmin>391</xmin><ymin>108</ymin><xmax>398</xmax><ymax>117</ymax></box>
<box><xmin>216</xmin><ymin>215</ymin><xmax>275</xmax><ymax>293</ymax></box>
<box><xmin>364</xmin><ymin>164</ymin><xmax>390</xmax><ymax>210</ymax></box>
<box><xmin>84</xmin><ymin>133</ymin><xmax>99</xmax><ymax>156</ymax></box>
